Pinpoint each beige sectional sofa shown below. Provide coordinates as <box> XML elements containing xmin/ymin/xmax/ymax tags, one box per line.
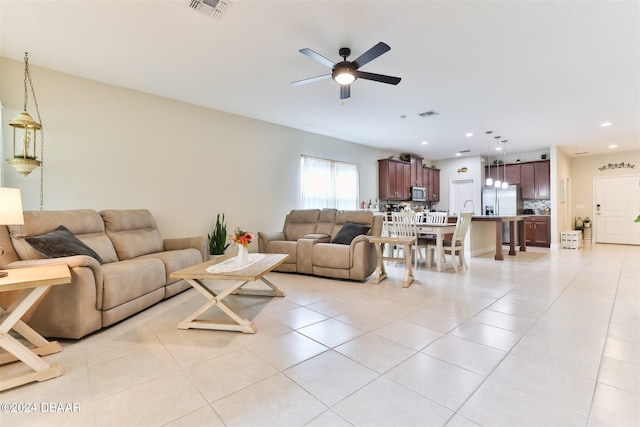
<box><xmin>0</xmin><ymin>209</ymin><xmax>205</xmax><ymax>339</ymax></box>
<box><xmin>258</xmin><ymin>209</ymin><xmax>383</xmax><ymax>281</ymax></box>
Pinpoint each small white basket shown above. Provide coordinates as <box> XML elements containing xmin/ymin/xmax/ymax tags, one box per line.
<box><xmin>560</xmin><ymin>230</ymin><xmax>583</xmax><ymax>249</ymax></box>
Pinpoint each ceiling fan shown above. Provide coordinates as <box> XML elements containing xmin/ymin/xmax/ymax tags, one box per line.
<box><xmin>292</xmin><ymin>41</ymin><xmax>401</xmax><ymax>99</ymax></box>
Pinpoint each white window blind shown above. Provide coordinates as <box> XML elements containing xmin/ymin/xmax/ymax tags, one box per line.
<box><xmin>300</xmin><ymin>155</ymin><xmax>359</xmax><ymax>209</ymax></box>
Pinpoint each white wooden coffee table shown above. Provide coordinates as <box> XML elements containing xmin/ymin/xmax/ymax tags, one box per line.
<box><xmin>170</xmin><ymin>253</ymin><xmax>288</xmax><ymax>334</ymax></box>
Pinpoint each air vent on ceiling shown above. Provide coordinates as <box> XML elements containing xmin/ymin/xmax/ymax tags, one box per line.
<box><xmin>418</xmin><ymin>110</ymin><xmax>439</xmax><ymax>118</ymax></box>
<box><xmin>189</xmin><ymin>0</ymin><xmax>232</xmax><ymax>19</ymax></box>
<box><xmin>458</xmin><ymin>150</ymin><xmax>471</xmax><ymax>153</ymax></box>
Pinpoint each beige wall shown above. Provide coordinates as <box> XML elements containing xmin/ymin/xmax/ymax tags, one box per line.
<box><xmin>553</xmin><ymin>147</ymin><xmax>572</xmax><ymax>241</ymax></box>
<box><xmin>570</xmin><ymin>149</ymin><xmax>640</xmax><ymax>223</ymax></box>
<box><xmin>0</xmin><ymin>57</ymin><xmax>390</xmax><ymax>242</ymax></box>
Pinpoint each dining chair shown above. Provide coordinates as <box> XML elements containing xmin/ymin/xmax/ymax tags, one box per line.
<box><xmin>427</xmin><ymin>212</ymin><xmax>472</xmax><ymax>272</ymax></box>
<box><xmin>424</xmin><ymin>211</ymin><xmax>448</xmax><ymax>224</ymax></box>
<box><xmin>391</xmin><ymin>211</ymin><xmax>427</xmax><ymax>268</ymax></box>
<box><xmin>418</xmin><ymin>210</ymin><xmax>448</xmax><ymax>248</ymax></box>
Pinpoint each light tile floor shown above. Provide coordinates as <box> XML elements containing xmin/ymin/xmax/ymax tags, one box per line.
<box><xmin>1</xmin><ymin>243</ymin><xmax>638</xmax><ymax>426</ymax></box>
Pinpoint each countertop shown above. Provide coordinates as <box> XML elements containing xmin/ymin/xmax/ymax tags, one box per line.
<box><xmin>448</xmin><ymin>214</ymin><xmax>533</xmax><ymax>222</ymax></box>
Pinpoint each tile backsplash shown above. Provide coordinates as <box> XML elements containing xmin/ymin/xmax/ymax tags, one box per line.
<box><xmin>524</xmin><ymin>199</ymin><xmax>552</xmax><ymax>214</ymax></box>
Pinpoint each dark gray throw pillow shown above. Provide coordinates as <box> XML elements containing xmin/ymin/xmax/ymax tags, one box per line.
<box><xmin>332</xmin><ymin>222</ymin><xmax>371</xmax><ymax>245</ymax></box>
<box><xmin>26</xmin><ymin>225</ymin><xmax>103</xmax><ymax>264</ymax></box>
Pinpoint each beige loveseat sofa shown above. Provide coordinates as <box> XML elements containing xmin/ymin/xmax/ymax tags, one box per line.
<box><xmin>0</xmin><ymin>209</ymin><xmax>205</xmax><ymax>339</ymax></box>
<box><xmin>258</xmin><ymin>209</ymin><xmax>383</xmax><ymax>281</ymax></box>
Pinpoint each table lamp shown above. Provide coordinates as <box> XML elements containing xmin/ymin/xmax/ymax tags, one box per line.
<box><xmin>0</xmin><ymin>187</ymin><xmax>25</xmax><ymax>277</ymax></box>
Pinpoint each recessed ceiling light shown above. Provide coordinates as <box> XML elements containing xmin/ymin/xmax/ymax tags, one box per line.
<box><xmin>421</xmin><ymin>141</ymin><xmax>429</xmax><ymax>145</ymax></box>
<box><xmin>465</xmin><ymin>132</ymin><xmax>473</xmax><ymax>137</ymax></box>
<box><xmin>608</xmin><ymin>144</ymin><xmax>618</xmax><ymax>149</ymax></box>
<box><xmin>495</xmin><ymin>146</ymin><xmax>502</xmax><ymax>151</ymax></box>
<box><xmin>601</xmin><ymin>122</ymin><xmax>612</xmax><ymax>127</ymax></box>
<box><xmin>455</xmin><ymin>152</ymin><xmax>461</xmax><ymax>156</ymax></box>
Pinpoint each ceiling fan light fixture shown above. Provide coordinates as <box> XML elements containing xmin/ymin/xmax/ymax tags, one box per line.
<box><xmin>332</xmin><ymin>65</ymin><xmax>356</xmax><ymax>85</ymax></box>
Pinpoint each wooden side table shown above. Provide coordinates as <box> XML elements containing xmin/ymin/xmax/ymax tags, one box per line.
<box><xmin>370</xmin><ymin>236</ymin><xmax>416</xmax><ymax>288</ymax></box>
<box><xmin>0</xmin><ymin>264</ymin><xmax>71</xmax><ymax>391</ymax></box>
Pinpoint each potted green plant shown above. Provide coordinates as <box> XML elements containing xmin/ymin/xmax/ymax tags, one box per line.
<box><xmin>208</xmin><ymin>213</ymin><xmax>230</xmax><ymax>256</ymax></box>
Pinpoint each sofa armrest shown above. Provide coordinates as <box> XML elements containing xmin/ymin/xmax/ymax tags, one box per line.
<box><xmin>296</xmin><ymin>235</ymin><xmax>332</xmax><ymax>274</ymax></box>
<box><xmin>345</xmin><ymin>235</ymin><xmax>377</xmax><ymax>280</ymax></box>
<box><xmin>164</xmin><ymin>236</ymin><xmax>206</xmax><ymax>261</ymax></box>
<box><xmin>258</xmin><ymin>231</ymin><xmax>286</xmax><ymax>253</ymax></box>
<box><xmin>350</xmin><ymin>234</ymin><xmax>372</xmax><ymax>245</ymax></box>
<box><xmin>4</xmin><ymin>256</ymin><xmax>104</xmax><ymax>338</ymax></box>
<box><xmin>7</xmin><ymin>255</ymin><xmax>105</xmax><ymax>310</ymax></box>
<box><xmin>7</xmin><ymin>255</ymin><xmax>101</xmax><ymax>274</ymax></box>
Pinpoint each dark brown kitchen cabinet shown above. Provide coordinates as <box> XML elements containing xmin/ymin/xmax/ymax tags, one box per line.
<box><xmin>379</xmin><ymin>159</ymin><xmax>410</xmax><ymax>200</ymax></box>
<box><xmin>485</xmin><ymin>164</ymin><xmax>499</xmax><ymax>183</ymax></box>
<box><xmin>485</xmin><ymin>163</ymin><xmax>521</xmax><ymax>185</ymax></box>
<box><xmin>409</xmin><ymin>155</ymin><xmax>424</xmax><ymax>187</ymax></box>
<box><xmin>400</xmin><ymin>162</ymin><xmax>411</xmax><ymax>199</ymax></box>
<box><xmin>521</xmin><ymin>160</ymin><xmax>550</xmax><ymax>199</ymax></box>
<box><xmin>422</xmin><ymin>167</ymin><xmax>440</xmax><ymax>202</ymax></box>
<box><xmin>505</xmin><ymin>164</ymin><xmax>521</xmax><ymax>185</ymax></box>
<box><xmin>525</xmin><ymin>216</ymin><xmax>550</xmax><ymax>247</ymax></box>
<box><xmin>535</xmin><ymin>161</ymin><xmax>550</xmax><ymax>199</ymax></box>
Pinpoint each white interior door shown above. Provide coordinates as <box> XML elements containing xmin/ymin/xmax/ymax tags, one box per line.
<box><xmin>450</xmin><ymin>179</ymin><xmax>476</xmax><ymax>215</ymax></box>
<box><xmin>594</xmin><ymin>175</ymin><xmax>640</xmax><ymax>245</ymax></box>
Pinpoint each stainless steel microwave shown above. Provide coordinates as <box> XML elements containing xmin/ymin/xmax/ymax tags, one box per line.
<box><xmin>411</xmin><ymin>186</ymin><xmax>427</xmax><ymax>201</ymax></box>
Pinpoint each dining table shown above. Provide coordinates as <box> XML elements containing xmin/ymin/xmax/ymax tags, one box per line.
<box><xmin>383</xmin><ymin>220</ymin><xmax>457</xmax><ymax>272</ymax></box>
<box><xmin>415</xmin><ymin>222</ymin><xmax>458</xmax><ymax>272</ymax></box>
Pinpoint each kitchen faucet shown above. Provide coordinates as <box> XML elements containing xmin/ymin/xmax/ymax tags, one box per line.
<box><xmin>464</xmin><ymin>200</ymin><xmax>475</xmax><ymax>212</ymax></box>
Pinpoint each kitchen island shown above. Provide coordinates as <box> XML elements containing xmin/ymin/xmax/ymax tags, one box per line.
<box><xmin>451</xmin><ymin>215</ymin><xmax>528</xmax><ymax>261</ymax></box>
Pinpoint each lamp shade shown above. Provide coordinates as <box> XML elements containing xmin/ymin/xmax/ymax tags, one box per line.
<box><xmin>0</xmin><ymin>187</ymin><xmax>25</xmax><ymax>225</ymax></box>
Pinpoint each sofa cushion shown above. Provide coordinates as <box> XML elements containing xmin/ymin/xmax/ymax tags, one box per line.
<box><xmin>25</xmin><ymin>225</ymin><xmax>104</xmax><ymax>263</ymax></box>
<box><xmin>100</xmin><ymin>258</ymin><xmax>166</xmax><ymax>310</ymax></box>
<box><xmin>9</xmin><ymin>209</ymin><xmax>119</xmax><ymax>263</ymax></box>
<box><xmin>283</xmin><ymin>209</ymin><xmax>320</xmax><ymax>241</ymax></box>
<box><xmin>138</xmin><ymin>248</ymin><xmax>203</xmax><ymax>285</ymax></box>
<box><xmin>101</xmin><ymin>209</ymin><xmax>164</xmax><ymax>260</ymax></box>
<box><xmin>332</xmin><ymin>222</ymin><xmax>371</xmax><ymax>245</ymax></box>
<box><xmin>313</xmin><ymin>243</ymin><xmax>351</xmax><ymax>269</ymax></box>
<box><xmin>315</xmin><ymin>208</ymin><xmax>337</xmax><ymax>235</ymax></box>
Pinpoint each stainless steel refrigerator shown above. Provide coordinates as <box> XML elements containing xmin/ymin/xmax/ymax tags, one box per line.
<box><xmin>482</xmin><ymin>185</ymin><xmax>523</xmax><ymax>243</ymax></box>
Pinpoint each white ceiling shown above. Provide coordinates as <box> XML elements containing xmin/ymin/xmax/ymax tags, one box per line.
<box><xmin>1</xmin><ymin>0</ymin><xmax>638</xmax><ymax>160</ymax></box>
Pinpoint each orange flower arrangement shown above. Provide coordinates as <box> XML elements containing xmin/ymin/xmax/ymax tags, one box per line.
<box><xmin>231</xmin><ymin>227</ymin><xmax>253</xmax><ymax>247</ymax></box>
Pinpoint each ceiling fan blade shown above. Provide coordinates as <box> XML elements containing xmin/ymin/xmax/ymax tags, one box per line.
<box><xmin>340</xmin><ymin>84</ymin><xmax>351</xmax><ymax>99</ymax></box>
<box><xmin>291</xmin><ymin>74</ymin><xmax>331</xmax><ymax>86</ymax></box>
<box><xmin>352</xmin><ymin>42</ymin><xmax>391</xmax><ymax>68</ymax></box>
<box><xmin>299</xmin><ymin>48</ymin><xmax>335</xmax><ymax>68</ymax></box>
<box><xmin>357</xmin><ymin>71</ymin><xmax>401</xmax><ymax>85</ymax></box>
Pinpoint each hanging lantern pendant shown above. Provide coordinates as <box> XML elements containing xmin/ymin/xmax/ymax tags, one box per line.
<box><xmin>7</xmin><ymin>52</ymin><xmax>44</xmax><ymax>177</ymax></box>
